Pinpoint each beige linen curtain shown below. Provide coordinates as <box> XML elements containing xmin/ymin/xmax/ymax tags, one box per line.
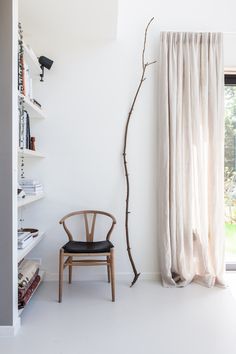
<box><xmin>158</xmin><ymin>32</ymin><xmax>225</xmax><ymax>287</ymax></box>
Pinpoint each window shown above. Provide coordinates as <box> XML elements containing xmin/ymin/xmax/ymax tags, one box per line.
<box><xmin>225</xmin><ymin>73</ymin><xmax>236</xmax><ymax>269</ymax></box>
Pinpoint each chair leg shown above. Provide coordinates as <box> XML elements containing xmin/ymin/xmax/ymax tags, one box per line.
<box><xmin>110</xmin><ymin>249</ymin><xmax>115</xmax><ymax>302</ymax></box>
<box><xmin>69</xmin><ymin>256</ymin><xmax>72</xmax><ymax>284</ymax></box>
<box><xmin>107</xmin><ymin>256</ymin><xmax>110</xmax><ymax>283</ymax></box>
<box><xmin>59</xmin><ymin>248</ymin><xmax>64</xmax><ymax>303</ymax></box>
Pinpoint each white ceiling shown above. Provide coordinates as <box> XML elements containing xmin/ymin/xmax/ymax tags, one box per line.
<box><xmin>19</xmin><ymin>0</ymin><xmax>118</xmax><ymax>42</ymax></box>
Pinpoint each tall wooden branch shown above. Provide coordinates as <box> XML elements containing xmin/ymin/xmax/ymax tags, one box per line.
<box><xmin>123</xmin><ymin>17</ymin><xmax>156</xmax><ymax>287</ymax></box>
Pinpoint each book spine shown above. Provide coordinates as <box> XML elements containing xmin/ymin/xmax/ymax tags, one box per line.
<box><xmin>19</xmin><ymin>108</ymin><xmax>23</xmax><ymax>148</ymax></box>
<box><xmin>24</xmin><ymin>62</ymin><xmax>30</xmax><ymax>98</ymax></box>
<box><xmin>19</xmin><ymin>179</ymin><xmax>40</xmax><ymax>185</ymax></box>
<box><xmin>18</xmin><ymin>23</ymin><xmax>24</xmax><ymax>94</ymax></box>
<box><xmin>26</xmin><ymin>112</ymin><xmax>29</xmax><ymax>149</ymax></box>
<box><xmin>23</xmin><ymin>111</ymin><xmax>27</xmax><ymax>149</ymax></box>
<box><xmin>22</xmin><ymin>58</ymin><xmax>26</xmax><ymax>96</ymax></box>
<box><xmin>27</xmin><ymin>112</ymin><xmax>31</xmax><ymax>149</ymax></box>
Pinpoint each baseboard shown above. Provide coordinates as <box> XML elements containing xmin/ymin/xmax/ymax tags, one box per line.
<box><xmin>0</xmin><ymin>317</ymin><xmax>21</xmax><ymax>337</ymax></box>
<box><xmin>44</xmin><ymin>271</ymin><xmax>161</xmax><ymax>282</ymax></box>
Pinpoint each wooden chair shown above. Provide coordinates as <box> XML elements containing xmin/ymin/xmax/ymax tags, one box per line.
<box><xmin>58</xmin><ymin>210</ymin><xmax>116</xmax><ymax>302</ymax></box>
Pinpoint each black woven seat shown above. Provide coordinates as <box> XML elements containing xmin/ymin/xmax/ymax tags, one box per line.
<box><xmin>62</xmin><ymin>240</ymin><xmax>114</xmax><ymax>253</ymax></box>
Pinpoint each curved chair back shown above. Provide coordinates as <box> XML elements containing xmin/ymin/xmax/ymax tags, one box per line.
<box><xmin>59</xmin><ymin>210</ymin><xmax>116</xmax><ymax>242</ymax></box>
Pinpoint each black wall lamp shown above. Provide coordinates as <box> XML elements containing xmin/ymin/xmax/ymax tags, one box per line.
<box><xmin>38</xmin><ymin>56</ymin><xmax>54</xmax><ymax>82</ymax></box>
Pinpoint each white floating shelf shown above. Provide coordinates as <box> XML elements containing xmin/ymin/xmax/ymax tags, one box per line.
<box><xmin>18</xmin><ymin>231</ymin><xmax>46</xmax><ymax>263</ymax></box>
<box><xmin>18</xmin><ymin>270</ymin><xmax>45</xmax><ymax>316</ymax></box>
<box><xmin>19</xmin><ymin>93</ymin><xmax>46</xmax><ymax>119</ymax></box>
<box><xmin>18</xmin><ymin>149</ymin><xmax>45</xmax><ymax>158</ymax></box>
<box><xmin>23</xmin><ymin>41</ymin><xmax>41</xmax><ymax>77</ymax></box>
<box><xmin>18</xmin><ymin>193</ymin><xmax>45</xmax><ymax>208</ymax></box>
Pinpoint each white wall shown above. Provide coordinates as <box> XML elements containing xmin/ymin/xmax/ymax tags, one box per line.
<box><xmin>19</xmin><ymin>0</ymin><xmax>236</xmax><ymax>282</ymax></box>
<box><xmin>19</xmin><ymin>0</ymin><xmax>118</xmax><ymax>41</ymax></box>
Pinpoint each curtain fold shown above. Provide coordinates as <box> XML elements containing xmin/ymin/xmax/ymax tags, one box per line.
<box><xmin>158</xmin><ymin>32</ymin><xmax>225</xmax><ymax>287</ymax></box>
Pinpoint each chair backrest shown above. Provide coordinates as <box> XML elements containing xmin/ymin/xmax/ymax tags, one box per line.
<box><xmin>59</xmin><ymin>210</ymin><xmax>116</xmax><ymax>242</ymax></box>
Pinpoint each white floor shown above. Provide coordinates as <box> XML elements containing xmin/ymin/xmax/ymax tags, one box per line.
<box><xmin>2</xmin><ymin>276</ymin><xmax>236</xmax><ymax>354</ymax></box>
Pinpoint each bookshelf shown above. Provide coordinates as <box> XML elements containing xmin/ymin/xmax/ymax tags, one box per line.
<box><xmin>18</xmin><ymin>93</ymin><xmax>46</xmax><ymax>119</ymax></box>
<box><xmin>18</xmin><ymin>193</ymin><xmax>45</xmax><ymax>208</ymax></box>
<box><xmin>18</xmin><ymin>148</ymin><xmax>45</xmax><ymax>158</ymax></box>
<box><xmin>17</xmin><ymin>26</ymin><xmax>46</xmax><ymax>316</ymax></box>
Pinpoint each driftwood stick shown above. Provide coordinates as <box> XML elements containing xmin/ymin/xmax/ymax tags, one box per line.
<box><xmin>123</xmin><ymin>17</ymin><xmax>156</xmax><ymax>287</ymax></box>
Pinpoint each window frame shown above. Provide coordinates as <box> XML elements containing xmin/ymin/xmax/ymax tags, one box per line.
<box><xmin>225</xmin><ymin>69</ymin><xmax>236</xmax><ymax>271</ymax></box>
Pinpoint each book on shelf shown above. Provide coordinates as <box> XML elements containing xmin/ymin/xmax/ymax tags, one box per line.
<box><xmin>18</xmin><ymin>259</ymin><xmax>41</xmax><ymax>310</ymax></box>
<box><xmin>18</xmin><ymin>228</ymin><xmax>39</xmax><ymax>249</ymax></box>
<box><xmin>19</xmin><ymin>110</ymin><xmax>31</xmax><ymax>149</ymax></box>
<box><xmin>22</xmin><ymin>187</ymin><xmax>43</xmax><ymax>195</ymax></box>
<box><xmin>18</xmin><ymin>23</ymin><xmax>33</xmax><ymax>100</ymax></box>
<box><xmin>19</xmin><ymin>178</ymin><xmax>40</xmax><ymax>186</ymax></box>
<box><xmin>19</xmin><ymin>179</ymin><xmax>44</xmax><ymax>195</ymax></box>
<box><xmin>21</xmin><ymin>59</ymin><xmax>34</xmax><ymax>99</ymax></box>
<box><xmin>21</xmin><ymin>58</ymin><xmax>26</xmax><ymax>96</ymax></box>
<box><xmin>18</xmin><ymin>31</ymin><xmax>37</xmax><ymax>104</ymax></box>
<box><xmin>18</xmin><ymin>231</ymin><xmax>33</xmax><ymax>249</ymax></box>
<box><xmin>26</xmin><ymin>111</ymin><xmax>30</xmax><ymax>148</ymax></box>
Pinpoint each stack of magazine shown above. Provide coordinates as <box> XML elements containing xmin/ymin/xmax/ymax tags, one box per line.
<box><xmin>19</xmin><ymin>179</ymin><xmax>43</xmax><ymax>195</ymax></box>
